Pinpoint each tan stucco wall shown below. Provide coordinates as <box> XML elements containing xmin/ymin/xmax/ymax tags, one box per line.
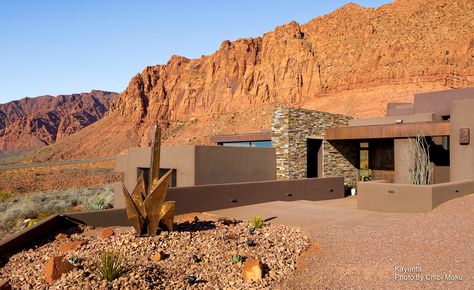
<box><xmin>394</xmin><ymin>139</ymin><xmax>411</xmax><ymax>184</ymax></box>
<box><xmin>194</xmin><ymin>146</ymin><xmax>276</xmax><ymax>185</ymax></box>
<box><xmin>357</xmin><ymin>180</ymin><xmax>473</xmax><ymax>212</ymax></box>
<box><xmin>450</xmin><ymin>99</ymin><xmax>474</xmax><ymax>182</ymax></box>
<box><xmin>349</xmin><ymin>113</ymin><xmax>434</xmax><ymax>127</ymax></box>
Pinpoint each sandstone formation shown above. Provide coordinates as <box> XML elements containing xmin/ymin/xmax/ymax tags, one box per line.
<box><xmin>0</xmin><ymin>90</ymin><xmax>118</xmax><ymax>151</ymax></box>
<box><xmin>21</xmin><ymin>0</ymin><xmax>474</xmax><ymax>161</ymax></box>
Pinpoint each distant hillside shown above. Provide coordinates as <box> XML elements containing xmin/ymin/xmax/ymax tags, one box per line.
<box><xmin>33</xmin><ymin>0</ymin><xmax>474</xmax><ymax>161</ymax></box>
<box><xmin>0</xmin><ymin>90</ymin><xmax>118</xmax><ymax>152</ymax></box>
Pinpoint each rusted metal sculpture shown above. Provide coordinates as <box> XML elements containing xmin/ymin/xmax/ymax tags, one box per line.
<box><xmin>122</xmin><ymin>126</ymin><xmax>176</xmax><ymax>236</ymax></box>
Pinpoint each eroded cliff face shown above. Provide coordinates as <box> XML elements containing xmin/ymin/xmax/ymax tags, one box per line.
<box><xmin>0</xmin><ymin>90</ymin><xmax>118</xmax><ymax>151</ymax></box>
<box><xmin>111</xmin><ymin>0</ymin><xmax>474</xmax><ymax>129</ymax></box>
<box><xmin>19</xmin><ymin>0</ymin><xmax>474</xmax><ymax>161</ymax></box>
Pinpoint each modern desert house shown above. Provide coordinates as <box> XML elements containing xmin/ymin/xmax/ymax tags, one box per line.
<box><xmin>115</xmin><ymin>87</ymin><xmax>474</xmax><ymax>211</ymax></box>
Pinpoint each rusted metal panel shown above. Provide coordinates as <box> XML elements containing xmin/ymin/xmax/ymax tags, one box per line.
<box><xmin>325</xmin><ymin>122</ymin><xmax>450</xmax><ymax>140</ymax></box>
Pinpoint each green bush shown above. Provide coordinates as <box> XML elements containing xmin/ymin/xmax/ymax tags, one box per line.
<box><xmin>93</xmin><ymin>250</ymin><xmax>132</xmax><ymax>281</ymax></box>
<box><xmin>231</xmin><ymin>254</ymin><xmax>244</xmax><ymax>263</ymax></box>
<box><xmin>250</xmin><ymin>215</ymin><xmax>264</xmax><ymax>229</ymax></box>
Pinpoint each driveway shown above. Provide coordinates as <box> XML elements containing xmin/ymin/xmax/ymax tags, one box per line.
<box><xmin>209</xmin><ymin>195</ymin><xmax>474</xmax><ymax>289</ymax></box>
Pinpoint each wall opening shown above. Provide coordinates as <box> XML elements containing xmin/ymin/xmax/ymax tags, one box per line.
<box><xmin>307</xmin><ymin>139</ymin><xmax>322</xmax><ymax>178</ymax></box>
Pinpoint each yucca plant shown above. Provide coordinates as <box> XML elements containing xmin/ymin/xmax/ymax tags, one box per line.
<box><xmin>84</xmin><ymin>198</ymin><xmax>112</xmax><ymax>211</ymax></box>
<box><xmin>250</xmin><ymin>216</ymin><xmax>264</xmax><ymax>229</ymax></box>
<box><xmin>93</xmin><ymin>250</ymin><xmax>132</xmax><ymax>281</ymax></box>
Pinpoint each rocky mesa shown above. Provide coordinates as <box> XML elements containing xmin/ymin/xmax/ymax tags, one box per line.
<box><xmin>0</xmin><ymin>90</ymin><xmax>118</xmax><ymax>152</ymax></box>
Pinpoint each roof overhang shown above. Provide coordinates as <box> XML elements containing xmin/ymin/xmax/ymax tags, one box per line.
<box><xmin>325</xmin><ymin>122</ymin><xmax>450</xmax><ymax>140</ymax></box>
<box><xmin>210</xmin><ymin>131</ymin><xmax>272</xmax><ymax>143</ymax></box>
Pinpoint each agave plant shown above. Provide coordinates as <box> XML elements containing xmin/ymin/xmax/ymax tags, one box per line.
<box><xmin>122</xmin><ymin>126</ymin><xmax>176</xmax><ymax>236</ymax></box>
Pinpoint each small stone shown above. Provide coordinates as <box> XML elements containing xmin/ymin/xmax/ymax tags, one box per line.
<box><xmin>187</xmin><ymin>275</ymin><xmax>197</xmax><ymax>285</ymax></box>
<box><xmin>58</xmin><ymin>241</ymin><xmax>84</xmax><ymax>253</ymax></box>
<box><xmin>246</xmin><ymin>239</ymin><xmax>256</xmax><ymax>247</ymax></box>
<box><xmin>99</xmin><ymin>228</ymin><xmax>115</xmax><ymax>239</ymax></box>
<box><xmin>249</xmin><ymin>227</ymin><xmax>255</xmax><ymax>235</ymax></box>
<box><xmin>151</xmin><ymin>251</ymin><xmax>166</xmax><ymax>262</ymax></box>
<box><xmin>242</xmin><ymin>258</ymin><xmax>263</xmax><ymax>282</ymax></box>
<box><xmin>54</xmin><ymin>233</ymin><xmax>68</xmax><ymax>241</ymax></box>
<box><xmin>192</xmin><ymin>254</ymin><xmax>201</xmax><ymax>263</ymax></box>
<box><xmin>44</xmin><ymin>256</ymin><xmax>75</xmax><ymax>283</ymax></box>
<box><xmin>0</xmin><ymin>279</ymin><xmax>12</xmax><ymax>290</ymax></box>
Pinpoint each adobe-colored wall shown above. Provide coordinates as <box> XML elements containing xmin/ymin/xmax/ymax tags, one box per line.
<box><xmin>394</xmin><ymin>139</ymin><xmax>410</xmax><ymax>184</ymax></box>
<box><xmin>357</xmin><ymin>180</ymin><xmax>473</xmax><ymax>212</ymax></box>
<box><xmin>349</xmin><ymin>113</ymin><xmax>434</xmax><ymax>127</ymax></box>
<box><xmin>114</xmin><ymin>145</ymin><xmax>276</xmax><ymax>208</ymax></box>
<box><xmin>450</xmin><ymin>99</ymin><xmax>474</xmax><ymax>182</ymax></box>
<box><xmin>413</xmin><ymin>88</ymin><xmax>474</xmax><ymax>120</ymax></box>
<box><xmin>194</xmin><ymin>146</ymin><xmax>276</xmax><ymax>185</ymax></box>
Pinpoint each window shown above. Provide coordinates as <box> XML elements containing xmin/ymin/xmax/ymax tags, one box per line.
<box><xmin>138</xmin><ymin>168</ymin><xmax>177</xmax><ymax>187</ymax></box>
<box><xmin>220</xmin><ymin>140</ymin><xmax>272</xmax><ymax>147</ymax></box>
<box><xmin>369</xmin><ymin>140</ymin><xmax>394</xmax><ymax>170</ymax></box>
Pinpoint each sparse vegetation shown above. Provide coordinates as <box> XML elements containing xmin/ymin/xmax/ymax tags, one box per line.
<box><xmin>251</xmin><ymin>215</ymin><xmax>264</xmax><ymax>229</ymax></box>
<box><xmin>231</xmin><ymin>254</ymin><xmax>245</xmax><ymax>263</ymax></box>
<box><xmin>83</xmin><ymin>195</ymin><xmax>113</xmax><ymax>211</ymax></box>
<box><xmin>93</xmin><ymin>250</ymin><xmax>132</xmax><ymax>281</ymax></box>
<box><xmin>0</xmin><ymin>192</ymin><xmax>11</xmax><ymax>203</ymax></box>
<box><xmin>0</xmin><ymin>185</ymin><xmax>113</xmax><ymax>239</ymax></box>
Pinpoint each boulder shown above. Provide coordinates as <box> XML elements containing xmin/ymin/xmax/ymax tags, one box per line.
<box><xmin>44</xmin><ymin>256</ymin><xmax>75</xmax><ymax>283</ymax></box>
<box><xmin>0</xmin><ymin>279</ymin><xmax>12</xmax><ymax>290</ymax></box>
<box><xmin>99</xmin><ymin>228</ymin><xmax>114</xmax><ymax>239</ymax></box>
<box><xmin>58</xmin><ymin>241</ymin><xmax>84</xmax><ymax>253</ymax></box>
<box><xmin>242</xmin><ymin>258</ymin><xmax>263</xmax><ymax>282</ymax></box>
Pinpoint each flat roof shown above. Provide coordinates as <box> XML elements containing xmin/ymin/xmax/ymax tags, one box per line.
<box><xmin>210</xmin><ymin>131</ymin><xmax>272</xmax><ymax>143</ymax></box>
<box><xmin>325</xmin><ymin>121</ymin><xmax>450</xmax><ymax>140</ymax></box>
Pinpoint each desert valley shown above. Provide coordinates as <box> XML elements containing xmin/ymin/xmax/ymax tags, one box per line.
<box><xmin>1</xmin><ymin>0</ymin><xmax>474</xmax><ymax>288</ymax></box>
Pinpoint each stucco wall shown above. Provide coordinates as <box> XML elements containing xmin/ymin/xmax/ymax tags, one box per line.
<box><xmin>272</xmin><ymin>108</ymin><xmax>356</xmax><ymax>186</ymax></box>
<box><xmin>194</xmin><ymin>146</ymin><xmax>276</xmax><ymax>185</ymax></box>
<box><xmin>450</xmin><ymin>99</ymin><xmax>474</xmax><ymax>182</ymax></box>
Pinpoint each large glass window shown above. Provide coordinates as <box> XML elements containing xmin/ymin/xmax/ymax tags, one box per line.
<box><xmin>221</xmin><ymin>140</ymin><xmax>272</xmax><ymax>147</ymax></box>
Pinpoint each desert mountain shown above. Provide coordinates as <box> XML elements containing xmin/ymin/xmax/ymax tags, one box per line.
<box><xmin>33</xmin><ymin>0</ymin><xmax>474</xmax><ymax>161</ymax></box>
<box><xmin>0</xmin><ymin>90</ymin><xmax>118</xmax><ymax>152</ymax></box>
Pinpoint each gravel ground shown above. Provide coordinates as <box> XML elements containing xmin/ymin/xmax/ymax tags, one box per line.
<box><xmin>0</xmin><ymin>215</ymin><xmax>309</xmax><ymax>289</ymax></box>
<box><xmin>277</xmin><ymin>194</ymin><xmax>474</xmax><ymax>290</ymax></box>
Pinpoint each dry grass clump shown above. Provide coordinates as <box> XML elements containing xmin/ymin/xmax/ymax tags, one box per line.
<box><xmin>0</xmin><ymin>184</ymin><xmax>113</xmax><ymax>239</ymax></box>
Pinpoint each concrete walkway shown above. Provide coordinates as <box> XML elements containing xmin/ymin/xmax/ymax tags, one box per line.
<box><xmin>208</xmin><ymin>196</ymin><xmax>416</xmax><ymax>231</ymax></box>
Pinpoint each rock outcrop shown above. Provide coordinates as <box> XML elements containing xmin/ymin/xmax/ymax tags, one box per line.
<box><xmin>110</xmin><ymin>0</ymin><xmax>473</xmax><ymax>131</ymax></box>
<box><xmin>0</xmin><ymin>90</ymin><xmax>118</xmax><ymax>151</ymax></box>
<box><xmin>20</xmin><ymin>0</ymin><xmax>474</xmax><ymax>160</ymax></box>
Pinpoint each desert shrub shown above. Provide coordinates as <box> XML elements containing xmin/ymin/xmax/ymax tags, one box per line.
<box><xmin>0</xmin><ymin>192</ymin><xmax>11</xmax><ymax>203</ymax></box>
<box><xmin>93</xmin><ymin>250</ymin><xmax>132</xmax><ymax>281</ymax></box>
<box><xmin>0</xmin><ymin>184</ymin><xmax>113</xmax><ymax>238</ymax></box>
<box><xmin>231</xmin><ymin>254</ymin><xmax>244</xmax><ymax>263</ymax></box>
<box><xmin>250</xmin><ymin>215</ymin><xmax>264</xmax><ymax>229</ymax></box>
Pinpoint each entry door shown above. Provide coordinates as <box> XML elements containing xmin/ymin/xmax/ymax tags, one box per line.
<box><xmin>307</xmin><ymin>139</ymin><xmax>322</xmax><ymax>178</ymax></box>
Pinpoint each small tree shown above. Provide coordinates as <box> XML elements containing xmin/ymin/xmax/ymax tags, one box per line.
<box><xmin>406</xmin><ymin>134</ymin><xmax>433</xmax><ymax>185</ymax></box>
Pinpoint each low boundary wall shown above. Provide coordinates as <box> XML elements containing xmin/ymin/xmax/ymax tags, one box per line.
<box><xmin>357</xmin><ymin>180</ymin><xmax>474</xmax><ymax>212</ymax></box>
<box><xmin>1</xmin><ymin>176</ymin><xmax>343</xmax><ymax>256</ymax></box>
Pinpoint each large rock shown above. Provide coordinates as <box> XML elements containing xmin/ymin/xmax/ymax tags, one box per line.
<box><xmin>242</xmin><ymin>258</ymin><xmax>263</xmax><ymax>282</ymax></box>
<box><xmin>58</xmin><ymin>241</ymin><xmax>84</xmax><ymax>253</ymax></box>
<box><xmin>44</xmin><ymin>256</ymin><xmax>75</xmax><ymax>283</ymax></box>
<box><xmin>99</xmin><ymin>228</ymin><xmax>115</xmax><ymax>239</ymax></box>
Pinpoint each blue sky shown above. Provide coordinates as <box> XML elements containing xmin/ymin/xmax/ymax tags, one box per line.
<box><xmin>0</xmin><ymin>0</ymin><xmax>391</xmax><ymax>103</ymax></box>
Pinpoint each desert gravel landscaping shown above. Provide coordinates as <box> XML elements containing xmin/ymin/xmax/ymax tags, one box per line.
<box><xmin>277</xmin><ymin>194</ymin><xmax>474</xmax><ymax>290</ymax></box>
<box><xmin>0</xmin><ymin>215</ymin><xmax>309</xmax><ymax>289</ymax></box>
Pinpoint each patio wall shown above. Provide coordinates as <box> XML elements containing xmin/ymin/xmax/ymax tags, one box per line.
<box><xmin>1</xmin><ymin>176</ymin><xmax>343</xmax><ymax>256</ymax></box>
<box><xmin>357</xmin><ymin>180</ymin><xmax>474</xmax><ymax>212</ymax></box>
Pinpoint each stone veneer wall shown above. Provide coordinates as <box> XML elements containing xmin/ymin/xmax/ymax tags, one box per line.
<box><xmin>272</xmin><ymin>108</ymin><xmax>358</xmax><ymax>187</ymax></box>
